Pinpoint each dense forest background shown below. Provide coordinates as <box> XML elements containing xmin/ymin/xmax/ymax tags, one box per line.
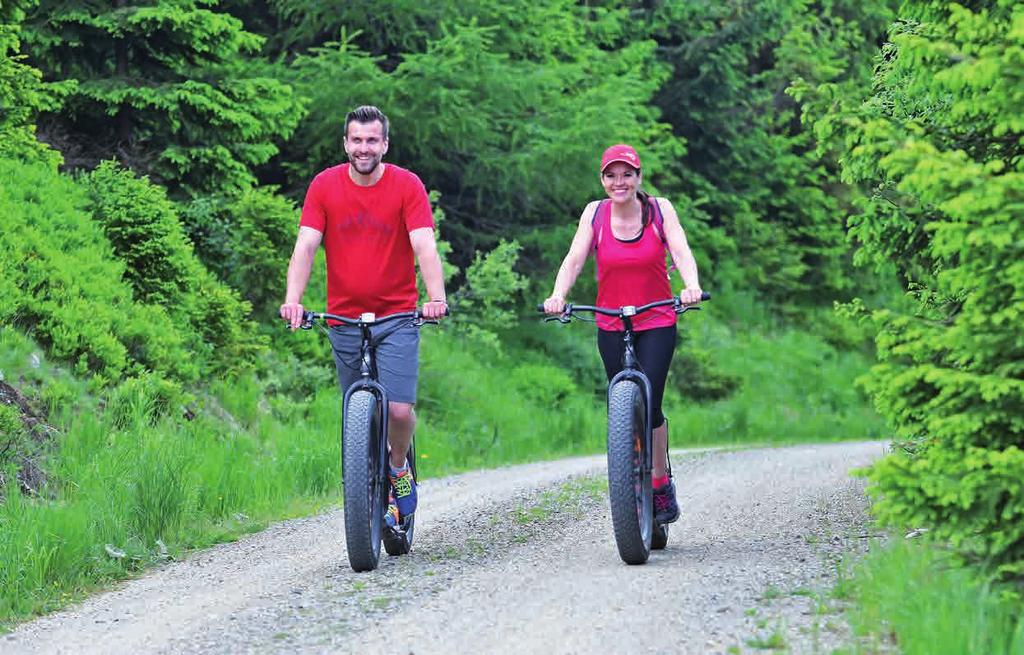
<box><xmin>1</xmin><ymin>0</ymin><xmax>1021</xmax><ymax>644</ymax></box>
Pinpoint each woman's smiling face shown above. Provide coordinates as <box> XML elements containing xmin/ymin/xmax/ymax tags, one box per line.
<box><xmin>601</xmin><ymin>161</ymin><xmax>641</xmax><ymax>203</ymax></box>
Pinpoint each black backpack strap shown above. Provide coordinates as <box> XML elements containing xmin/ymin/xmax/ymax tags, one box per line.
<box><xmin>590</xmin><ymin>199</ymin><xmax>608</xmax><ymax>252</ymax></box>
<box><xmin>650</xmin><ymin>196</ymin><xmax>667</xmax><ymax>245</ymax></box>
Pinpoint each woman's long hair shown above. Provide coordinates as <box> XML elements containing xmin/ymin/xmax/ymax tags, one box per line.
<box><xmin>637</xmin><ymin>186</ymin><xmax>651</xmax><ymax>228</ymax></box>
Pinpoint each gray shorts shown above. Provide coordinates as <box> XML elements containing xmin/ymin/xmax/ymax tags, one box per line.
<box><xmin>327</xmin><ymin>322</ymin><xmax>421</xmax><ymax>404</ymax></box>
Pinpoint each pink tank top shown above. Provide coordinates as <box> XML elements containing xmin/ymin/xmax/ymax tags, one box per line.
<box><xmin>592</xmin><ymin>198</ymin><xmax>675</xmax><ymax>332</ymax></box>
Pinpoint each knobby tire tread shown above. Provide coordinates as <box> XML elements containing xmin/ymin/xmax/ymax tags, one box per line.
<box><xmin>607</xmin><ymin>380</ymin><xmax>651</xmax><ymax>565</ymax></box>
<box><xmin>343</xmin><ymin>390</ymin><xmax>382</xmax><ymax>572</ymax></box>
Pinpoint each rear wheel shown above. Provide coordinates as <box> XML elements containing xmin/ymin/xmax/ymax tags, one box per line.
<box><xmin>342</xmin><ymin>390</ymin><xmax>385</xmax><ymax>572</ymax></box>
<box><xmin>383</xmin><ymin>439</ymin><xmax>416</xmax><ymax>556</ymax></box>
<box><xmin>652</xmin><ymin>522</ymin><xmax>669</xmax><ymax>550</ymax></box>
<box><xmin>607</xmin><ymin>380</ymin><xmax>652</xmax><ymax>565</ymax></box>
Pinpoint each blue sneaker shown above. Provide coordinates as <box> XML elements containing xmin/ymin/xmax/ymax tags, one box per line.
<box><xmin>388</xmin><ymin>464</ymin><xmax>417</xmax><ymax>518</ymax></box>
<box><xmin>384</xmin><ymin>492</ymin><xmax>399</xmax><ymax>529</ymax></box>
<box><xmin>653</xmin><ymin>479</ymin><xmax>679</xmax><ymax>524</ymax></box>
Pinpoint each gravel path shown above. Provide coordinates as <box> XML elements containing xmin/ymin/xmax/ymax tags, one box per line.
<box><xmin>2</xmin><ymin>441</ymin><xmax>885</xmax><ymax>654</ymax></box>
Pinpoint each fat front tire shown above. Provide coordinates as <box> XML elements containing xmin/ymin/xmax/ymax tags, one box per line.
<box><xmin>343</xmin><ymin>389</ymin><xmax>384</xmax><ymax>572</ymax></box>
<box><xmin>607</xmin><ymin>380</ymin><xmax>652</xmax><ymax>565</ymax></box>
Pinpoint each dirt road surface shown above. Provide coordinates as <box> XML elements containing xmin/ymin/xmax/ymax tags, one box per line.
<box><xmin>3</xmin><ymin>441</ymin><xmax>885</xmax><ymax>654</ymax></box>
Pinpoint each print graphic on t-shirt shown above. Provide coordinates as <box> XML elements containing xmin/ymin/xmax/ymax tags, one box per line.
<box><xmin>336</xmin><ymin>208</ymin><xmax>395</xmax><ymax>238</ymax></box>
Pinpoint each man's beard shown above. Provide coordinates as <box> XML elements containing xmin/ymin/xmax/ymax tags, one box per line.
<box><xmin>350</xmin><ymin>154</ymin><xmax>382</xmax><ymax>175</ymax></box>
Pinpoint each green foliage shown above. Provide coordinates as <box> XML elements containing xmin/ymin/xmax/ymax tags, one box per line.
<box><xmin>810</xmin><ymin>0</ymin><xmax>1024</xmax><ymax>576</ymax></box>
<box><xmin>669</xmin><ymin>344</ymin><xmax>742</xmax><ymax>403</ymax></box>
<box><xmin>83</xmin><ymin>162</ymin><xmax>264</xmax><ymax>374</ymax></box>
<box><xmin>429</xmin><ymin>191</ymin><xmax>459</xmax><ymax>283</ymax></box>
<box><xmin>454</xmin><ymin>240</ymin><xmax>529</xmax><ymax>340</ymax></box>
<box><xmin>84</xmin><ymin>162</ymin><xmax>198</xmax><ymax>307</ymax></box>
<box><xmin>506</xmin><ymin>363</ymin><xmax>577</xmax><ymax>408</ymax></box>
<box><xmin>414</xmin><ymin>331</ymin><xmax>606</xmax><ymax>474</ymax></box>
<box><xmin>0</xmin><ymin>403</ymin><xmax>26</xmax><ymax>474</ymax></box>
<box><xmin>281</xmin><ymin>3</ymin><xmax>673</xmax><ymax>258</ymax></box>
<box><xmin>0</xmin><ymin>296</ymin><xmax>883</xmax><ymax>625</ymax></box>
<box><xmin>414</xmin><ymin>190</ymin><xmax>459</xmax><ymax>306</ymax></box>
<box><xmin>245</xmin><ymin>0</ymin><xmax>902</xmax><ymax>321</ymax></box>
<box><xmin>838</xmin><ymin>539</ymin><xmax>1024</xmax><ymax>654</ymax></box>
<box><xmin>0</xmin><ymin>0</ymin><xmax>64</xmax><ymax>166</ymax></box>
<box><xmin>181</xmin><ymin>187</ymin><xmax>298</xmax><ymax>316</ymax></box>
<box><xmin>129</xmin><ymin>438</ymin><xmax>191</xmax><ymax>545</ymax></box>
<box><xmin>664</xmin><ymin>314</ymin><xmax>885</xmax><ymax>443</ymax></box>
<box><xmin>0</xmin><ymin>0</ymin><xmax>903</xmax><ymax>626</ymax></box>
<box><xmin>0</xmin><ymin>403</ymin><xmax>22</xmax><ymax>441</ymax></box>
<box><xmin>638</xmin><ymin>0</ymin><xmax>898</xmax><ymax>306</ymax></box>
<box><xmin>24</xmin><ymin>0</ymin><xmax>305</xmax><ymax>196</ymax></box>
<box><xmin>106</xmin><ymin>373</ymin><xmax>187</xmax><ymax>430</ymax></box>
<box><xmin>0</xmin><ymin>380</ymin><xmax>344</xmax><ymax>623</ymax></box>
<box><xmin>0</xmin><ymin>327</ymin><xmax>92</xmax><ymax>427</ymax></box>
<box><xmin>0</xmin><ymin>158</ymin><xmax>196</xmax><ymax>384</ymax></box>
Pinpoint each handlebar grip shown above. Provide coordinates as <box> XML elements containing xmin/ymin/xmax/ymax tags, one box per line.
<box><xmin>701</xmin><ymin>292</ymin><xmax>711</xmax><ymax>301</ymax></box>
<box><xmin>296</xmin><ymin>310</ymin><xmax>316</xmax><ymax>330</ymax></box>
<box><xmin>536</xmin><ymin>303</ymin><xmax>545</xmax><ymax>313</ymax></box>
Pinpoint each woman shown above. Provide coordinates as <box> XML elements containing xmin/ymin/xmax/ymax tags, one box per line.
<box><xmin>543</xmin><ymin>144</ymin><xmax>703</xmax><ymax>524</ymax></box>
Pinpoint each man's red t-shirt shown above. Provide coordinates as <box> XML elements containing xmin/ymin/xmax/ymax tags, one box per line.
<box><xmin>299</xmin><ymin>163</ymin><xmax>434</xmax><ymax>316</ymax></box>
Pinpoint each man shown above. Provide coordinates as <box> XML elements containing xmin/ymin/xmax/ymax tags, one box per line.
<box><xmin>280</xmin><ymin>105</ymin><xmax>447</xmax><ymax>524</ymax></box>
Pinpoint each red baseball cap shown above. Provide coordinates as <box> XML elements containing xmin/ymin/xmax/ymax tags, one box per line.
<box><xmin>600</xmin><ymin>144</ymin><xmax>642</xmax><ymax>172</ymax></box>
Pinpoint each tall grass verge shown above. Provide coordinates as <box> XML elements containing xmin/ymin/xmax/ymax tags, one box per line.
<box><xmin>415</xmin><ymin>331</ymin><xmax>606</xmax><ymax>475</ymax></box>
<box><xmin>0</xmin><ymin>366</ymin><xmax>342</xmax><ymax>625</ymax></box>
<box><xmin>836</xmin><ymin>539</ymin><xmax>1024</xmax><ymax>654</ymax></box>
<box><xmin>666</xmin><ymin>321</ymin><xmax>886</xmax><ymax>444</ymax></box>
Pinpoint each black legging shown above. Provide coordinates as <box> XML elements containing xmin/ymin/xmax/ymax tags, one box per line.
<box><xmin>597</xmin><ymin>325</ymin><xmax>677</xmax><ymax>429</ymax></box>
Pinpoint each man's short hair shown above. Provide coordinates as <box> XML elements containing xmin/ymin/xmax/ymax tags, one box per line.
<box><xmin>344</xmin><ymin>105</ymin><xmax>390</xmax><ymax>140</ymax></box>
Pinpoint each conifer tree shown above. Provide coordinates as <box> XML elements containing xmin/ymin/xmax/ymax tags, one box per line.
<box><xmin>0</xmin><ymin>0</ymin><xmax>63</xmax><ymax>165</ymax></box>
<box><xmin>811</xmin><ymin>0</ymin><xmax>1024</xmax><ymax>575</ymax></box>
<box><xmin>636</xmin><ymin>0</ymin><xmax>897</xmax><ymax>305</ymax></box>
<box><xmin>24</xmin><ymin>0</ymin><xmax>304</xmax><ymax>196</ymax></box>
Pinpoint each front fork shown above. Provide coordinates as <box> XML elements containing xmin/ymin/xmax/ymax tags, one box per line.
<box><xmin>607</xmin><ymin>369</ymin><xmax>655</xmax><ymax>479</ymax></box>
<box><xmin>342</xmin><ymin>378</ymin><xmax>390</xmax><ymax>482</ymax></box>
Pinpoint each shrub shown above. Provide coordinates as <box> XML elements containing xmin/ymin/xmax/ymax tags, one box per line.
<box><xmin>180</xmin><ymin>187</ymin><xmax>298</xmax><ymax>316</ymax></box>
<box><xmin>812</xmin><ymin>1</ymin><xmax>1024</xmax><ymax>576</ymax></box>
<box><xmin>0</xmin><ymin>158</ymin><xmax>196</xmax><ymax>384</ymax></box>
<box><xmin>670</xmin><ymin>346</ymin><xmax>742</xmax><ymax>403</ymax></box>
<box><xmin>106</xmin><ymin>374</ymin><xmax>187</xmax><ymax>430</ymax></box>
<box><xmin>506</xmin><ymin>363</ymin><xmax>577</xmax><ymax>408</ymax></box>
<box><xmin>453</xmin><ymin>239</ymin><xmax>529</xmax><ymax>346</ymax></box>
<box><xmin>83</xmin><ymin>162</ymin><xmax>265</xmax><ymax>375</ymax></box>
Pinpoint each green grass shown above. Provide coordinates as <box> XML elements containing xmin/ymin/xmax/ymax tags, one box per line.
<box><xmin>513</xmin><ymin>476</ymin><xmax>607</xmax><ymax>526</ymax></box>
<box><xmin>0</xmin><ymin>385</ymin><xmax>343</xmax><ymax>625</ymax></box>
<box><xmin>664</xmin><ymin>317</ymin><xmax>887</xmax><ymax>445</ymax></box>
<box><xmin>746</xmin><ymin>620</ymin><xmax>788</xmax><ymax>650</ymax></box>
<box><xmin>413</xmin><ymin>330</ymin><xmax>606</xmax><ymax>475</ymax></box>
<box><xmin>835</xmin><ymin>539</ymin><xmax>1024</xmax><ymax>654</ymax></box>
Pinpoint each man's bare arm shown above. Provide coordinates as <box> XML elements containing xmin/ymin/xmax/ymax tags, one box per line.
<box><xmin>409</xmin><ymin>227</ymin><xmax>447</xmax><ymax>319</ymax></box>
<box><xmin>280</xmin><ymin>226</ymin><xmax>323</xmax><ymax>328</ymax></box>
